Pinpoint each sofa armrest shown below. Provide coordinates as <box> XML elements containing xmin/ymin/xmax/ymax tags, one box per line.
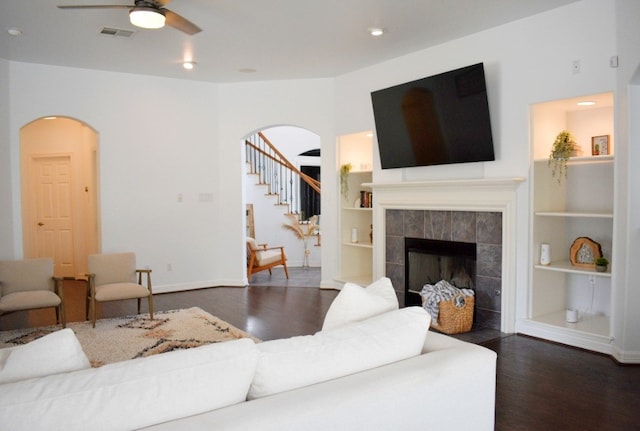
<box><xmin>421</xmin><ymin>329</ymin><xmax>488</xmax><ymax>353</ymax></box>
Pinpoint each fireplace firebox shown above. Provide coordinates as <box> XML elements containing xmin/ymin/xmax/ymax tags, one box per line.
<box><xmin>404</xmin><ymin>237</ymin><xmax>476</xmax><ymax>307</ymax></box>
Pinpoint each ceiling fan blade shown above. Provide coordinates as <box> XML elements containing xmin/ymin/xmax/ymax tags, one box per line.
<box><xmin>163</xmin><ymin>8</ymin><xmax>201</xmax><ymax>35</ymax></box>
<box><xmin>57</xmin><ymin>5</ymin><xmax>133</xmax><ymax>9</ymax></box>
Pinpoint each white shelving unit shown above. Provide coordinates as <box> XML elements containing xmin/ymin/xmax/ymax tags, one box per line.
<box><xmin>337</xmin><ymin>132</ymin><xmax>373</xmax><ymax>286</ymax></box>
<box><xmin>520</xmin><ymin>92</ymin><xmax>616</xmax><ymax>354</ymax></box>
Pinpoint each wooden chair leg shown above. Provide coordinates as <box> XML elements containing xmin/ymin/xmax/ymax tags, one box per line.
<box><xmin>85</xmin><ymin>277</ymin><xmax>93</xmax><ymax>323</ymax></box>
<box><xmin>54</xmin><ymin>277</ymin><xmax>67</xmax><ymax>328</ymax></box>
<box><xmin>91</xmin><ymin>299</ymin><xmax>96</xmax><ymax>328</ymax></box>
<box><xmin>247</xmin><ymin>267</ymin><xmax>253</xmax><ymax>282</ymax></box>
<box><xmin>148</xmin><ymin>295</ymin><xmax>154</xmax><ymax>320</ymax></box>
<box><xmin>283</xmin><ymin>262</ymin><xmax>289</xmax><ymax>279</ymax></box>
<box><xmin>57</xmin><ymin>303</ymin><xmax>67</xmax><ymax>328</ymax></box>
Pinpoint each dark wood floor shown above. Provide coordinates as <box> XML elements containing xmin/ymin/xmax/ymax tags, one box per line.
<box><xmin>484</xmin><ymin>335</ymin><xmax>640</xmax><ymax>431</ymax></box>
<box><xmin>1</xmin><ymin>268</ymin><xmax>638</xmax><ymax>430</ymax></box>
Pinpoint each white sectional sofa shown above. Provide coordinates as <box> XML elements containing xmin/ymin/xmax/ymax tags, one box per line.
<box><xmin>0</xmin><ymin>279</ymin><xmax>497</xmax><ymax>430</ymax></box>
<box><xmin>146</xmin><ymin>326</ymin><xmax>497</xmax><ymax>431</ymax></box>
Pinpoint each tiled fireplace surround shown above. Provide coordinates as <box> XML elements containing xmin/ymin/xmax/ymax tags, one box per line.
<box><xmin>371</xmin><ymin>178</ymin><xmax>523</xmax><ymax>333</ymax></box>
<box><xmin>385</xmin><ymin>209</ymin><xmax>503</xmax><ymax>330</ymax></box>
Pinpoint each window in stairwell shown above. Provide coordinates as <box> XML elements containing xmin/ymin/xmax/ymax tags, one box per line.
<box><xmin>300</xmin><ymin>164</ymin><xmax>320</xmax><ymax>221</ymax></box>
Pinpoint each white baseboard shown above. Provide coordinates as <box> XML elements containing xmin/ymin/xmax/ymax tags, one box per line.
<box><xmin>153</xmin><ymin>279</ymin><xmax>244</xmax><ymax>294</ymax></box>
<box><xmin>611</xmin><ymin>345</ymin><xmax>640</xmax><ymax>364</ymax></box>
<box><xmin>320</xmin><ymin>279</ymin><xmax>341</xmax><ymax>290</ymax></box>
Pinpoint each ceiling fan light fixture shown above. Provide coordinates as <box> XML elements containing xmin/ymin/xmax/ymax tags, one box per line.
<box><xmin>129</xmin><ymin>7</ymin><xmax>166</xmax><ymax>29</ymax></box>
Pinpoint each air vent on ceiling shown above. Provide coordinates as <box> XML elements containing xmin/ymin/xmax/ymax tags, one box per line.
<box><xmin>99</xmin><ymin>27</ymin><xmax>136</xmax><ymax>38</ymax></box>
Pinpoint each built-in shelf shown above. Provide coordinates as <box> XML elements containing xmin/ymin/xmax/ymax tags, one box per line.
<box><xmin>528</xmin><ymin>310</ymin><xmax>612</xmax><ymax>339</ymax></box>
<box><xmin>533</xmin><ymin>155</ymin><xmax>613</xmax><ymax>164</ymax></box>
<box><xmin>534</xmin><ymin>261</ymin><xmax>611</xmax><ymax>277</ymax></box>
<box><xmin>535</xmin><ymin>211</ymin><xmax>613</xmax><ymax>219</ymax></box>
<box><xmin>342</xmin><ymin>207</ymin><xmax>373</xmax><ymax>212</ymax></box>
<box><xmin>342</xmin><ymin>241</ymin><xmax>373</xmax><ymax>249</ymax></box>
<box><xmin>337</xmin><ymin>132</ymin><xmax>374</xmax><ymax>287</ymax></box>
<box><xmin>524</xmin><ymin>91</ymin><xmax>615</xmax><ymax>355</ymax></box>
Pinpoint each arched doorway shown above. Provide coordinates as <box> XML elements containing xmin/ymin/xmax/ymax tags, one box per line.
<box><xmin>20</xmin><ymin>116</ymin><xmax>100</xmax><ymax>277</ymax></box>
<box><xmin>243</xmin><ymin>125</ymin><xmax>321</xmax><ymax>279</ymax></box>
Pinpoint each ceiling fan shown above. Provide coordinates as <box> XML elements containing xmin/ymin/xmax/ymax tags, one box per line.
<box><xmin>57</xmin><ymin>0</ymin><xmax>202</xmax><ymax>35</ymax></box>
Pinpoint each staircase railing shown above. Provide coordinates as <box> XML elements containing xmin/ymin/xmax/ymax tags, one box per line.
<box><xmin>245</xmin><ymin>132</ymin><xmax>320</xmax><ymax>217</ymax></box>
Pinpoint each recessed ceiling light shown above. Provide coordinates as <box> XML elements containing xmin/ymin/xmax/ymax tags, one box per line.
<box><xmin>368</xmin><ymin>27</ymin><xmax>384</xmax><ymax>37</ymax></box>
<box><xmin>7</xmin><ymin>27</ymin><xmax>22</xmax><ymax>37</ymax></box>
<box><xmin>577</xmin><ymin>101</ymin><xmax>596</xmax><ymax>106</ymax></box>
<box><xmin>183</xmin><ymin>61</ymin><xmax>196</xmax><ymax>70</ymax></box>
<box><xmin>238</xmin><ymin>68</ymin><xmax>257</xmax><ymax>74</ymax></box>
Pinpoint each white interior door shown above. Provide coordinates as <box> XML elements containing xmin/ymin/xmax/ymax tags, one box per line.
<box><xmin>27</xmin><ymin>155</ymin><xmax>75</xmax><ymax>277</ymax></box>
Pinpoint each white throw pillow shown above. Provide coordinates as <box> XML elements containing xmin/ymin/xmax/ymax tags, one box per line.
<box><xmin>322</xmin><ymin>277</ymin><xmax>399</xmax><ymax>330</ymax></box>
<box><xmin>249</xmin><ymin>306</ymin><xmax>430</xmax><ymax>400</ymax></box>
<box><xmin>0</xmin><ymin>338</ymin><xmax>260</xmax><ymax>431</ymax></box>
<box><xmin>0</xmin><ymin>328</ymin><xmax>90</xmax><ymax>384</ymax></box>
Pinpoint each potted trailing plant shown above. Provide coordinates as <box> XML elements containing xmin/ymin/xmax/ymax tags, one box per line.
<box><xmin>339</xmin><ymin>163</ymin><xmax>352</xmax><ymax>200</ymax></box>
<box><xmin>595</xmin><ymin>257</ymin><xmax>609</xmax><ymax>272</ymax></box>
<box><xmin>548</xmin><ymin>130</ymin><xmax>580</xmax><ymax>183</ymax></box>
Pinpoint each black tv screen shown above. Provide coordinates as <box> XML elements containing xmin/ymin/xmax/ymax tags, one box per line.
<box><xmin>371</xmin><ymin>63</ymin><xmax>495</xmax><ymax>169</ymax></box>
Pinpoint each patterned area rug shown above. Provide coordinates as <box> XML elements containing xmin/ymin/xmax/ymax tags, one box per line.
<box><xmin>0</xmin><ymin>307</ymin><xmax>259</xmax><ymax>367</ymax></box>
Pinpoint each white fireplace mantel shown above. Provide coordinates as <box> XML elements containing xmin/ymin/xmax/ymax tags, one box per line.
<box><xmin>371</xmin><ymin>177</ymin><xmax>525</xmax><ymax>333</ymax></box>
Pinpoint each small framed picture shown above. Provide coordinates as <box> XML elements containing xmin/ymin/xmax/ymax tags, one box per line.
<box><xmin>591</xmin><ymin>135</ymin><xmax>610</xmax><ymax>156</ymax></box>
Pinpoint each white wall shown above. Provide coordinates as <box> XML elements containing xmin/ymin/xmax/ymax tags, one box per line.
<box><xmin>335</xmin><ymin>1</ymin><xmax>616</xmax><ymax>182</ymax></box>
<box><xmin>216</xmin><ymin>79</ymin><xmax>335</xmax><ymax>287</ymax></box>
<box><xmin>5</xmin><ymin>65</ymin><xmax>335</xmax><ymax>289</ymax></box>
<box><xmin>260</xmin><ymin>125</ymin><xmax>321</xmax><ymax>161</ymax></box>
<box><xmin>613</xmin><ymin>0</ymin><xmax>640</xmax><ymax>361</ymax></box>
<box><xmin>623</xmin><ymin>84</ymin><xmax>640</xmax><ymax>359</ymax></box>
<box><xmin>8</xmin><ymin>62</ymin><xmax>221</xmax><ymax>292</ymax></box>
<box><xmin>0</xmin><ymin>58</ymin><xmax>13</xmax><ymax>258</ymax></box>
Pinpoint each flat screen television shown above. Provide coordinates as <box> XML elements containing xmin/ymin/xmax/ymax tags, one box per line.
<box><xmin>371</xmin><ymin>63</ymin><xmax>495</xmax><ymax>169</ymax></box>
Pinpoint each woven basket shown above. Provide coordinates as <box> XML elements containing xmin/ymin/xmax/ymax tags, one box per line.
<box><xmin>426</xmin><ymin>294</ymin><xmax>474</xmax><ymax>334</ymax></box>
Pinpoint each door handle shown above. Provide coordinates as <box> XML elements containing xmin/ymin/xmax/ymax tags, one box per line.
<box><xmin>37</xmin><ymin>222</ymin><xmax>44</xmax><ymax>226</ymax></box>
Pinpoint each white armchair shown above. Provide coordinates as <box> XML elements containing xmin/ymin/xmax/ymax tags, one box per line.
<box><xmin>246</xmin><ymin>237</ymin><xmax>288</xmax><ymax>281</ymax></box>
<box><xmin>0</xmin><ymin>258</ymin><xmax>66</xmax><ymax>329</ymax></box>
<box><xmin>86</xmin><ymin>252</ymin><xmax>153</xmax><ymax>327</ymax></box>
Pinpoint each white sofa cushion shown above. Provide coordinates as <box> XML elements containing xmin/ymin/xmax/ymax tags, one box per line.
<box><xmin>0</xmin><ymin>328</ymin><xmax>90</xmax><ymax>384</ymax></box>
<box><xmin>248</xmin><ymin>306</ymin><xmax>430</xmax><ymax>400</ymax></box>
<box><xmin>322</xmin><ymin>277</ymin><xmax>399</xmax><ymax>331</ymax></box>
<box><xmin>0</xmin><ymin>338</ymin><xmax>259</xmax><ymax>431</ymax></box>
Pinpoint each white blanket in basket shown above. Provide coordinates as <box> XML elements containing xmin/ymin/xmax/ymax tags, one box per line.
<box><xmin>420</xmin><ymin>280</ymin><xmax>474</xmax><ymax>323</ymax></box>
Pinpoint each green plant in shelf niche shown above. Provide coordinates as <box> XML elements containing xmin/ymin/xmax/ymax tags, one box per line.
<box><xmin>595</xmin><ymin>257</ymin><xmax>609</xmax><ymax>272</ymax></box>
<box><xmin>340</xmin><ymin>163</ymin><xmax>352</xmax><ymax>200</ymax></box>
<box><xmin>548</xmin><ymin>130</ymin><xmax>580</xmax><ymax>183</ymax></box>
